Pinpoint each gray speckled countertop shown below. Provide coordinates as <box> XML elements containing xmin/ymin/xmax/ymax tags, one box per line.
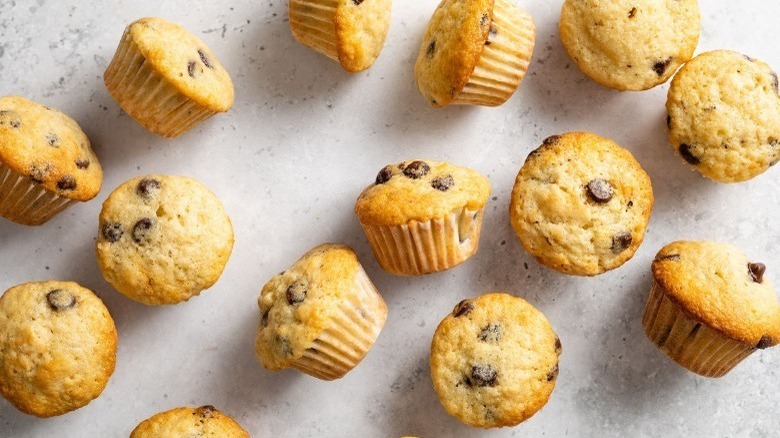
<box><xmin>1</xmin><ymin>1</ymin><xmax>779</xmax><ymax>437</ymax></box>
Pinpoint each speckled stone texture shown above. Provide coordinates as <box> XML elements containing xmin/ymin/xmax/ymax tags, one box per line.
<box><xmin>0</xmin><ymin>1</ymin><xmax>778</xmax><ymax>437</ymax></box>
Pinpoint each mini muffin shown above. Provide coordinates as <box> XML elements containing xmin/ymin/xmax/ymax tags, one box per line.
<box><xmin>560</xmin><ymin>0</ymin><xmax>700</xmax><ymax>91</ymax></box>
<box><xmin>510</xmin><ymin>132</ymin><xmax>654</xmax><ymax>276</ymax></box>
<box><xmin>255</xmin><ymin>244</ymin><xmax>387</xmax><ymax>380</ymax></box>
<box><xmin>289</xmin><ymin>0</ymin><xmax>392</xmax><ymax>72</ymax></box>
<box><xmin>0</xmin><ymin>281</ymin><xmax>117</xmax><ymax>417</ymax></box>
<box><xmin>130</xmin><ymin>405</ymin><xmax>249</xmax><ymax>438</ymax></box>
<box><xmin>355</xmin><ymin>159</ymin><xmax>491</xmax><ymax>276</ymax></box>
<box><xmin>0</xmin><ymin>95</ymin><xmax>102</xmax><ymax>225</ymax></box>
<box><xmin>104</xmin><ymin>17</ymin><xmax>234</xmax><ymax>138</ymax></box>
<box><xmin>430</xmin><ymin>292</ymin><xmax>561</xmax><ymax>428</ymax></box>
<box><xmin>96</xmin><ymin>175</ymin><xmax>234</xmax><ymax>305</ymax></box>
<box><xmin>666</xmin><ymin>50</ymin><xmax>780</xmax><ymax>182</ymax></box>
<box><xmin>643</xmin><ymin>241</ymin><xmax>780</xmax><ymax>378</ymax></box>
<box><xmin>414</xmin><ymin>0</ymin><xmax>536</xmax><ymax>107</ymax></box>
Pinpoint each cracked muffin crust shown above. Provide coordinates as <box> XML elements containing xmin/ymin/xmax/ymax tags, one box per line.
<box><xmin>96</xmin><ymin>175</ymin><xmax>234</xmax><ymax>305</ymax></box>
<box><xmin>560</xmin><ymin>0</ymin><xmax>700</xmax><ymax>90</ymax></box>
<box><xmin>510</xmin><ymin>132</ymin><xmax>654</xmax><ymax>276</ymax></box>
<box><xmin>255</xmin><ymin>244</ymin><xmax>387</xmax><ymax>380</ymax></box>
<box><xmin>0</xmin><ymin>281</ymin><xmax>117</xmax><ymax>417</ymax></box>
<box><xmin>430</xmin><ymin>292</ymin><xmax>561</xmax><ymax>428</ymax></box>
<box><xmin>666</xmin><ymin>50</ymin><xmax>780</xmax><ymax>182</ymax></box>
<box><xmin>130</xmin><ymin>405</ymin><xmax>250</xmax><ymax>438</ymax></box>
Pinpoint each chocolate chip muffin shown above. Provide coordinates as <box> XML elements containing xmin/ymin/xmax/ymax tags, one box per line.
<box><xmin>355</xmin><ymin>159</ymin><xmax>491</xmax><ymax>275</ymax></box>
<box><xmin>414</xmin><ymin>0</ymin><xmax>536</xmax><ymax>107</ymax></box>
<box><xmin>666</xmin><ymin>50</ymin><xmax>780</xmax><ymax>182</ymax></box>
<box><xmin>290</xmin><ymin>0</ymin><xmax>392</xmax><ymax>72</ymax></box>
<box><xmin>104</xmin><ymin>17</ymin><xmax>234</xmax><ymax>138</ymax></box>
<box><xmin>430</xmin><ymin>293</ymin><xmax>561</xmax><ymax>428</ymax></box>
<box><xmin>510</xmin><ymin>132</ymin><xmax>654</xmax><ymax>276</ymax></box>
<box><xmin>96</xmin><ymin>175</ymin><xmax>234</xmax><ymax>305</ymax></box>
<box><xmin>644</xmin><ymin>241</ymin><xmax>780</xmax><ymax>378</ymax></box>
<box><xmin>255</xmin><ymin>244</ymin><xmax>387</xmax><ymax>381</ymax></box>
<box><xmin>0</xmin><ymin>281</ymin><xmax>117</xmax><ymax>417</ymax></box>
<box><xmin>560</xmin><ymin>0</ymin><xmax>700</xmax><ymax>90</ymax></box>
<box><xmin>130</xmin><ymin>405</ymin><xmax>249</xmax><ymax>438</ymax></box>
<box><xmin>0</xmin><ymin>95</ymin><xmax>102</xmax><ymax>225</ymax></box>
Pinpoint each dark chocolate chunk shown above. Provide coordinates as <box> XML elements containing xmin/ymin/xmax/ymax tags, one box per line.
<box><xmin>743</xmin><ymin>54</ymin><xmax>755</xmax><ymax>62</ymax></box>
<box><xmin>628</xmin><ymin>7</ymin><xmax>637</xmax><ymax>18</ymax></box>
<box><xmin>586</xmin><ymin>179</ymin><xmax>613</xmax><ymax>203</ymax></box>
<box><xmin>653</xmin><ymin>57</ymin><xmax>673</xmax><ymax>76</ymax></box>
<box><xmin>286</xmin><ymin>280</ymin><xmax>308</xmax><ymax>305</ymax></box>
<box><xmin>353</xmin><ymin>0</ymin><xmax>365</xmax><ymax>4</ymax></box>
<box><xmin>748</xmin><ymin>262</ymin><xmax>766</xmax><ymax>284</ymax></box>
<box><xmin>137</xmin><ymin>178</ymin><xmax>161</xmax><ymax>197</ymax></box>
<box><xmin>375</xmin><ymin>166</ymin><xmax>393</xmax><ymax>185</ymax></box>
<box><xmin>57</xmin><ymin>175</ymin><xmax>76</xmax><ymax>191</ymax></box>
<box><xmin>679</xmin><ymin>143</ymin><xmax>700</xmax><ymax>165</ymax></box>
<box><xmin>187</xmin><ymin>60</ymin><xmax>197</xmax><ymax>78</ymax></box>
<box><xmin>547</xmin><ymin>363</ymin><xmax>559</xmax><ymax>381</ymax></box>
<box><xmin>453</xmin><ymin>299</ymin><xmax>474</xmax><ymax>318</ymax></box>
<box><xmin>478</xmin><ymin>323</ymin><xmax>503</xmax><ymax>343</ymax></box>
<box><xmin>132</xmin><ymin>218</ymin><xmax>154</xmax><ymax>243</ymax></box>
<box><xmin>196</xmin><ymin>405</ymin><xmax>216</xmax><ymax>419</ymax></box>
<box><xmin>666</xmin><ymin>114</ymin><xmax>672</xmax><ymax>129</ymax></box>
<box><xmin>555</xmin><ymin>335</ymin><xmax>562</xmax><ymax>354</ymax></box>
<box><xmin>611</xmin><ymin>232</ymin><xmax>633</xmax><ymax>254</ymax></box>
<box><xmin>403</xmin><ymin>161</ymin><xmax>430</xmax><ymax>179</ymax></box>
<box><xmin>46</xmin><ymin>133</ymin><xmax>59</xmax><ymax>147</ymax></box>
<box><xmin>771</xmin><ymin>71</ymin><xmax>779</xmax><ymax>94</ymax></box>
<box><xmin>102</xmin><ymin>223</ymin><xmax>124</xmax><ymax>242</ymax></box>
<box><xmin>756</xmin><ymin>335</ymin><xmax>773</xmax><ymax>350</ymax></box>
<box><xmin>46</xmin><ymin>289</ymin><xmax>76</xmax><ymax>311</ymax></box>
<box><xmin>469</xmin><ymin>365</ymin><xmax>498</xmax><ymax>387</ymax></box>
<box><xmin>75</xmin><ymin>158</ymin><xmax>90</xmax><ymax>169</ymax></box>
<box><xmin>431</xmin><ymin>175</ymin><xmax>454</xmax><ymax>192</ymax></box>
<box><xmin>198</xmin><ymin>49</ymin><xmax>213</xmax><ymax>69</ymax></box>
<box><xmin>426</xmin><ymin>40</ymin><xmax>436</xmax><ymax>58</ymax></box>
<box><xmin>656</xmin><ymin>253</ymin><xmax>681</xmax><ymax>262</ymax></box>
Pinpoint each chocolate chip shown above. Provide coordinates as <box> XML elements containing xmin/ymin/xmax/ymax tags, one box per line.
<box><xmin>102</xmin><ymin>223</ymin><xmax>124</xmax><ymax>242</ymax></box>
<box><xmin>56</xmin><ymin>175</ymin><xmax>76</xmax><ymax>191</ymax></box>
<box><xmin>261</xmin><ymin>309</ymin><xmax>270</xmax><ymax>327</ymax></box>
<box><xmin>679</xmin><ymin>143</ymin><xmax>700</xmax><ymax>165</ymax></box>
<box><xmin>653</xmin><ymin>57</ymin><xmax>673</xmax><ymax>76</ymax></box>
<box><xmin>555</xmin><ymin>336</ymin><xmax>562</xmax><ymax>354</ymax></box>
<box><xmin>403</xmin><ymin>161</ymin><xmax>430</xmax><ymax>179</ymax></box>
<box><xmin>196</xmin><ymin>405</ymin><xmax>216</xmax><ymax>418</ymax></box>
<box><xmin>756</xmin><ymin>335</ymin><xmax>773</xmax><ymax>350</ymax></box>
<box><xmin>426</xmin><ymin>40</ymin><xmax>436</xmax><ymax>58</ymax></box>
<box><xmin>469</xmin><ymin>365</ymin><xmax>498</xmax><ymax>387</ymax></box>
<box><xmin>198</xmin><ymin>50</ymin><xmax>213</xmax><ymax>69</ymax></box>
<box><xmin>10</xmin><ymin>120</ymin><xmax>20</xmax><ymax>128</ymax></box>
<box><xmin>286</xmin><ymin>280</ymin><xmax>308</xmax><ymax>305</ymax></box>
<box><xmin>478</xmin><ymin>323</ymin><xmax>503</xmax><ymax>343</ymax></box>
<box><xmin>431</xmin><ymin>175</ymin><xmax>454</xmax><ymax>192</ymax></box>
<box><xmin>375</xmin><ymin>166</ymin><xmax>393</xmax><ymax>185</ymax></box>
<box><xmin>611</xmin><ymin>232</ymin><xmax>633</xmax><ymax>254</ymax></box>
<box><xmin>353</xmin><ymin>0</ymin><xmax>365</xmax><ymax>4</ymax></box>
<box><xmin>132</xmin><ymin>218</ymin><xmax>154</xmax><ymax>244</ymax></box>
<box><xmin>656</xmin><ymin>253</ymin><xmax>681</xmax><ymax>262</ymax></box>
<box><xmin>453</xmin><ymin>299</ymin><xmax>474</xmax><ymax>318</ymax></box>
<box><xmin>75</xmin><ymin>158</ymin><xmax>90</xmax><ymax>169</ymax></box>
<box><xmin>748</xmin><ymin>262</ymin><xmax>766</xmax><ymax>284</ymax></box>
<box><xmin>46</xmin><ymin>289</ymin><xmax>76</xmax><ymax>311</ymax></box>
<box><xmin>547</xmin><ymin>363</ymin><xmax>559</xmax><ymax>381</ymax></box>
<box><xmin>666</xmin><ymin>114</ymin><xmax>672</xmax><ymax>129</ymax></box>
<box><xmin>187</xmin><ymin>60</ymin><xmax>197</xmax><ymax>78</ymax></box>
<box><xmin>46</xmin><ymin>133</ymin><xmax>59</xmax><ymax>147</ymax></box>
<box><xmin>628</xmin><ymin>7</ymin><xmax>637</xmax><ymax>18</ymax></box>
<box><xmin>136</xmin><ymin>178</ymin><xmax>161</xmax><ymax>197</ymax></box>
<box><xmin>770</xmin><ymin>71</ymin><xmax>779</xmax><ymax>94</ymax></box>
<box><xmin>480</xmin><ymin>13</ymin><xmax>490</xmax><ymax>28</ymax></box>
<box><xmin>543</xmin><ymin>135</ymin><xmax>560</xmax><ymax>146</ymax></box>
<box><xmin>586</xmin><ymin>179</ymin><xmax>613</xmax><ymax>203</ymax></box>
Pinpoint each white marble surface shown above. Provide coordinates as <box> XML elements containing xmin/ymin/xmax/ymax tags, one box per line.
<box><xmin>1</xmin><ymin>0</ymin><xmax>779</xmax><ymax>436</ymax></box>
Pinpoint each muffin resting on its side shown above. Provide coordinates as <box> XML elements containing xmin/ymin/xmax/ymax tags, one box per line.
<box><xmin>104</xmin><ymin>17</ymin><xmax>234</xmax><ymax>138</ymax></box>
<box><xmin>255</xmin><ymin>244</ymin><xmax>387</xmax><ymax>380</ymax></box>
<box><xmin>130</xmin><ymin>405</ymin><xmax>249</xmax><ymax>438</ymax></box>
<box><xmin>0</xmin><ymin>95</ymin><xmax>102</xmax><ymax>225</ymax></box>
<box><xmin>666</xmin><ymin>50</ymin><xmax>780</xmax><ymax>182</ymax></box>
<box><xmin>510</xmin><ymin>132</ymin><xmax>653</xmax><ymax>276</ymax></box>
<box><xmin>560</xmin><ymin>0</ymin><xmax>700</xmax><ymax>90</ymax></box>
<box><xmin>643</xmin><ymin>241</ymin><xmax>780</xmax><ymax>377</ymax></box>
<box><xmin>430</xmin><ymin>292</ymin><xmax>561</xmax><ymax>428</ymax></box>
<box><xmin>96</xmin><ymin>175</ymin><xmax>234</xmax><ymax>305</ymax></box>
<box><xmin>289</xmin><ymin>0</ymin><xmax>392</xmax><ymax>72</ymax></box>
<box><xmin>0</xmin><ymin>281</ymin><xmax>117</xmax><ymax>417</ymax></box>
<box><xmin>414</xmin><ymin>0</ymin><xmax>536</xmax><ymax>107</ymax></box>
<box><xmin>355</xmin><ymin>159</ymin><xmax>491</xmax><ymax>276</ymax></box>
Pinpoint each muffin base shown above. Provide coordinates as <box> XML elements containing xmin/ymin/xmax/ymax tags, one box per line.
<box><xmin>290</xmin><ymin>266</ymin><xmax>387</xmax><ymax>380</ymax></box>
<box><xmin>454</xmin><ymin>0</ymin><xmax>536</xmax><ymax>106</ymax></box>
<box><xmin>361</xmin><ymin>208</ymin><xmax>484</xmax><ymax>276</ymax></box>
<box><xmin>0</xmin><ymin>163</ymin><xmax>77</xmax><ymax>226</ymax></box>
<box><xmin>642</xmin><ymin>280</ymin><xmax>756</xmax><ymax>378</ymax></box>
<box><xmin>104</xmin><ymin>29</ymin><xmax>217</xmax><ymax>138</ymax></box>
<box><xmin>289</xmin><ymin>0</ymin><xmax>340</xmax><ymax>63</ymax></box>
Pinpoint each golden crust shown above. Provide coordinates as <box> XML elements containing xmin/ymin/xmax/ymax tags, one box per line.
<box><xmin>130</xmin><ymin>406</ymin><xmax>250</xmax><ymax>437</ymax></box>
<box><xmin>652</xmin><ymin>241</ymin><xmax>780</xmax><ymax>347</ymax></box>
<box><xmin>334</xmin><ymin>0</ymin><xmax>393</xmax><ymax>72</ymax></box>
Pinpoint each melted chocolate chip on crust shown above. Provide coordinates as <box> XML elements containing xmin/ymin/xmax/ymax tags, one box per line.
<box><xmin>555</xmin><ymin>336</ymin><xmax>562</xmax><ymax>354</ymax></box>
<box><xmin>403</xmin><ymin>161</ymin><xmax>430</xmax><ymax>179</ymax></box>
<box><xmin>679</xmin><ymin>144</ymin><xmax>700</xmax><ymax>165</ymax></box>
<box><xmin>611</xmin><ymin>232</ymin><xmax>633</xmax><ymax>254</ymax></box>
<box><xmin>102</xmin><ymin>223</ymin><xmax>124</xmax><ymax>242</ymax></box>
<box><xmin>198</xmin><ymin>50</ymin><xmax>213</xmax><ymax>69</ymax></box>
<box><xmin>286</xmin><ymin>280</ymin><xmax>308</xmax><ymax>305</ymax></box>
<box><xmin>57</xmin><ymin>175</ymin><xmax>77</xmax><ymax>191</ymax></box>
<box><xmin>375</xmin><ymin>166</ymin><xmax>393</xmax><ymax>185</ymax></box>
<box><xmin>196</xmin><ymin>405</ymin><xmax>216</xmax><ymax>419</ymax></box>
<box><xmin>426</xmin><ymin>40</ymin><xmax>436</xmax><ymax>58</ymax></box>
<box><xmin>771</xmin><ymin>71</ymin><xmax>779</xmax><ymax>94</ymax></box>
<box><xmin>586</xmin><ymin>179</ymin><xmax>614</xmax><ymax>203</ymax></box>
<box><xmin>353</xmin><ymin>0</ymin><xmax>365</xmax><ymax>4</ymax></box>
<box><xmin>46</xmin><ymin>289</ymin><xmax>76</xmax><ymax>311</ymax></box>
<box><xmin>132</xmin><ymin>218</ymin><xmax>154</xmax><ymax>243</ymax></box>
<box><xmin>187</xmin><ymin>60</ymin><xmax>198</xmax><ymax>78</ymax></box>
<box><xmin>469</xmin><ymin>365</ymin><xmax>498</xmax><ymax>387</ymax></box>
<box><xmin>453</xmin><ymin>299</ymin><xmax>474</xmax><ymax>317</ymax></box>
<box><xmin>46</xmin><ymin>133</ymin><xmax>59</xmax><ymax>147</ymax></box>
<box><xmin>756</xmin><ymin>335</ymin><xmax>773</xmax><ymax>350</ymax></box>
<box><xmin>137</xmin><ymin>178</ymin><xmax>161</xmax><ymax>197</ymax></box>
<box><xmin>547</xmin><ymin>363</ymin><xmax>559</xmax><ymax>381</ymax></box>
<box><xmin>628</xmin><ymin>7</ymin><xmax>637</xmax><ymax>18</ymax></box>
<box><xmin>75</xmin><ymin>158</ymin><xmax>90</xmax><ymax>169</ymax></box>
<box><xmin>478</xmin><ymin>323</ymin><xmax>503</xmax><ymax>343</ymax></box>
<box><xmin>748</xmin><ymin>262</ymin><xmax>766</xmax><ymax>284</ymax></box>
<box><xmin>653</xmin><ymin>57</ymin><xmax>673</xmax><ymax>76</ymax></box>
<box><xmin>666</xmin><ymin>115</ymin><xmax>672</xmax><ymax>129</ymax></box>
<box><xmin>431</xmin><ymin>175</ymin><xmax>454</xmax><ymax>192</ymax></box>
